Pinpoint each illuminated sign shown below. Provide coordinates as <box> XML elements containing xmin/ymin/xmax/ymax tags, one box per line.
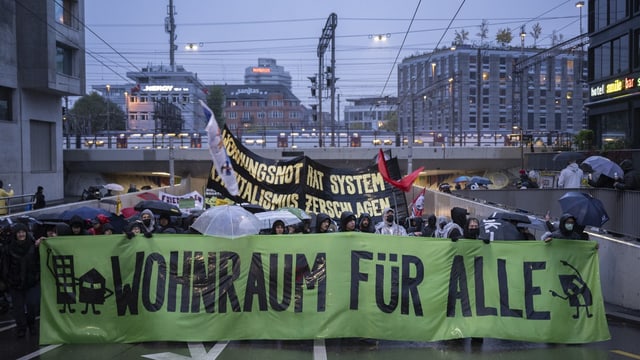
<box><xmin>252</xmin><ymin>67</ymin><xmax>272</xmax><ymax>73</ymax></box>
<box><xmin>232</xmin><ymin>88</ymin><xmax>268</xmax><ymax>96</ymax></box>
<box><xmin>590</xmin><ymin>74</ymin><xmax>640</xmax><ymax>98</ymax></box>
<box><xmin>142</xmin><ymin>85</ymin><xmax>191</xmax><ymax>92</ymax></box>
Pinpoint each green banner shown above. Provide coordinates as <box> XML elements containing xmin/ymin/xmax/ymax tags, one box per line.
<box><xmin>39</xmin><ymin>233</ymin><xmax>610</xmax><ymax>344</ymax></box>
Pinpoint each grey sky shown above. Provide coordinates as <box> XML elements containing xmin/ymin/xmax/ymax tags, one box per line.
<box><xmin>84</xmin><ymin>0</ymin><xmax>584</xmax><ymax>104</ymax></box>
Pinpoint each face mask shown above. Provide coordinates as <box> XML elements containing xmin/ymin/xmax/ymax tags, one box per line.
<box><xmin>386</xmin><ymin>215</ymin><xmax>394</xmax><ymax>223</ymax></box>
<box><xmin>143</xmin><ymin>219</ymin><xmax>151</xmax><ymax>227</ymax></box>
<box><xmin>565</xmin><ymin>223</ymin><xmax>574</xmax><ymax>231</ymax></box>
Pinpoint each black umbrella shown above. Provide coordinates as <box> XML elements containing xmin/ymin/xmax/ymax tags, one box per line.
<box><xmin>552</xmin><ymin>151</ymin><xmax>586</xmax><ymax>164</ymax></box>
<box><xmin>60</xmin><ymin>206</ymin><xmax>114</xmax><ymax>221</ymax></box>
<box><xmin>478</xmin><ymin>218</ymin><xmax>526</xmax><ymax>241</ymax></box>
<box><xmin>134</xmin><ymin>200</ymin><xmax>182</xmax><ymax>216</ymax></box>
<box><xmin>469</xmin><ymin>176</ymin><xmax>493</xmax><ymax>185</ymax></box>
<box><xmin>558</xmin><ymin>192</ymin><xmax>609</xmax><ymax>227</ymax></box>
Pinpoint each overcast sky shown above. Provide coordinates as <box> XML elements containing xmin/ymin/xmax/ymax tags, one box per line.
<box><xmin>84</xmin><ymin>0</ymin><xmax>585</xmax><ymax>104</ymax></box>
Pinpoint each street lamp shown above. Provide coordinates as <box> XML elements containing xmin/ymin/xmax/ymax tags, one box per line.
<box><xmin>106</xmin><ymin>84</ymin><xmax>111</xmax><ymax>148</ymax></box>
<box><xmin>576</xmin><ymin>1</ymin><xmax>585</xmax><ymax>34</ymax></box>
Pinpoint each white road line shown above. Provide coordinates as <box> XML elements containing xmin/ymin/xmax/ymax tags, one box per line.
<box><xmin>17</xmin><ymin>344</ymin><xmax>62</xmax><ymax>360</ymax></box>
<box><xmin>313</xmin><ymin>339</ymin><xmax>327</xmax><ymax>360</ymax></box>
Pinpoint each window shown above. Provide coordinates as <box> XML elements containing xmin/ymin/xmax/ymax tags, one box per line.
<box><xmin>56</xmin><ymin>45</ymin><xmax>73</xmax><ymax>76</ymax></box>
<box><xmin>55</xmin><ymin>0</ymin><xmax>74</xmax><ymax>27</ymax></box>
<box><xmin>228</xmin><ymin>112</ymin><xmax>237</xmax><ymax>119</ymax></box>
<box><xmin>30</xmin><ymin>120</ymin><xmax>54</xmax><ymax>172</ymax></box>
<box><xmin>0</xmin><ymin>86</ymin><xmax>12</xmax><ymax>121</ymax></box>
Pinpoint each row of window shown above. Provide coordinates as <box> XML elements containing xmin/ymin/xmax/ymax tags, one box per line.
<box><xmin>129</xmin><ymin>95</ymin><xmax>190</xmax><ymax>104</ymax></box>
<box><xmin>228</xmin><ymin>100</ymin><xmax>299</xmax><ymax>107</ymax></box>
<box><xmin>226</xmin><ymin>111</ymin><xmax>301</xmax><ymax>119</ymax></box>
<box><xmin>128</xmin><ymin>113</ymin><xmax>150</xmax><ymax>121</ymax></box>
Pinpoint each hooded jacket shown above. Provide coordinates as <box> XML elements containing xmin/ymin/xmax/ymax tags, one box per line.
<box><xmin>357</xmin><ymin>213</ymin><xmax>374</xmax><ymax>233</ymax></box>
<box><xmin>3</xmin><ymin>223</ymin><xmax>39</xmax><ymax>290</ymax></box>
<box><xmin>558</xmin><ymin>162</ymin><xmax>584</xmax><ymax>188</ymax></box>
<box><xmin>422</xmin><ymin>214</ymin><xmax>437</xmax><ymax>237</ymax></box>
<box><xmin>140</xmin><ymin>209</ymin><xmax>156</xmax><ymax>233</ymax></box>
<box><xmin>615</xmin><ymin>159</ymin><xmax>640</xmax><ymax>190</ymax></box>
<box><xmin>549</xmin><ymin>213</ymin><xmax>585</xmax><ymax>240</ymax></box>
<box><xmin>339</xmin><ymin>211</ymin><xmax>357</xmax><ymax>232</ymax></box>
<box><xmin>315</xmin><ymin>213</ymin><xmax>333</xmax><ymax>233</ymax></box>
<box><xmin>375</xmin><ymin>207</ymin><xmax>407</xmax><ymax>236</ymax></box>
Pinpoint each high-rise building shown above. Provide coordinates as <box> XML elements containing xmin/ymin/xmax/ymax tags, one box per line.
<box><xmin>0</xmin><ymin>0</ymin><xmax>85</xmax><ymax>203</ymax></box>
<box><xmin>397</xmin><ymin>44</ymin><xmax>588</xmax><ymax>146</ymax></box>
<box><xmin>244</xmin><ymin>58</ymin><xmax>292</xmax><ymax>90</ymax></box>
<box><xmin>586</xmin><ymin>1</ymin><xmax>640</xmax><ymax>149</ymax></box>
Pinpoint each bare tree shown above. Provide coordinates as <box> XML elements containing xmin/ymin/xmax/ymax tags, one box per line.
<box><xmin>496</xmin><ymin>28</ymin><xmax>513</xmax><ymax>47</ymax></box>
<box><xmin>530</xmin><ymin>22</ymin><xmax>542</xmax><ymax>48</ymax></box>
<box><xmin>552</xmin><ymin>30</ymin><xmax>564</xmax><ymax>46</ymax></box>
<box><xmin>454</xmin><ymin>29</ymin><xmax>469</xmax><ymax>45</ymax></box>
<box><xmin>477</xmin><ymin>19</ymin><xmax>489</xmax><ymax>44</ymax></box>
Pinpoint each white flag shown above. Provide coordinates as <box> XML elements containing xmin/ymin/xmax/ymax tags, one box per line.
<box><xmin>200</xmin><ymin>100</ymin><xmax>239</xmax><ymax>196</ymax></box>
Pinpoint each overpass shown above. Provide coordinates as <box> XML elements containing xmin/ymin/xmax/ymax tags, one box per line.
<box><xmin>63</xmin><ymin>145</ymin><xmax>524</xmax><ymax>179</ymax></box>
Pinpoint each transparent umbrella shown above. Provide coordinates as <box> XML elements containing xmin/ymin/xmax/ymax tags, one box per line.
<box><xmin>255</xmin><ymin>210</ymin><xmax>303</xmax><ymax>231</ymax></box>
<box><xmin>191</xmin><ymin>205</ymin><xmax>262</xmax><ymax>238</ymax></box>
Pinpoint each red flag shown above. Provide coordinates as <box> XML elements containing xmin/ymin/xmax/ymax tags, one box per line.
<box><xmin>377</xmin><ymin>149</ymin><xmax>424</xmax><ymax>192</ymax></box>
<box><xmin>410</xmin><ymin>187</ymin><xmax>426</xmax><ymax>217</ymax></box>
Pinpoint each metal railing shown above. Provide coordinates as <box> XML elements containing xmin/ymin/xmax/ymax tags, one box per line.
<box><xmin>0</xmin><ymin>194</ymin><xmax>38</xmax><ymax>215</ymax></box>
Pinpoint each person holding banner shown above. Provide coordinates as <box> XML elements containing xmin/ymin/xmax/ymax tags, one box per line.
<box><xmin>374</xmin><ymin>207</ymin><xmax>407</xmax><ymax>236</ymax></box>
<box><xmin>339</xmin><ymin>211</ymin><xmax>358</xmax><ymax>232</ymax></box>
<box><xmin>357</xmin><ymin>213</ymin><xmax>375</xmax><ymax>233</ymax></box>
<box><xmin>314</xmin><ymin>213</ymin><xmax>335</xmax><ymax>234</ymax></box>
<box><xmin>2</xmin><ymin>223</ymin><xmax>40</xmax><ymax>338</ymax></box>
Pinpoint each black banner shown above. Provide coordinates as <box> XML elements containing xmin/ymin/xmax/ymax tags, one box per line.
<box><xmin>205</xmin><ymin>126</ymin><xmax>408</xmax><ymax>221</ymax></box>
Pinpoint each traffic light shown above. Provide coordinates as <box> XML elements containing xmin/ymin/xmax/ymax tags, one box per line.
<box><xmin>311</xmin><ymin>104</ymin><xmax>318</xmax><ymax>121</ymax></box>
<box><xmin>308</xmin><ymin>76</ymin><xmax>317</xmax><ymax>97</ymax></box>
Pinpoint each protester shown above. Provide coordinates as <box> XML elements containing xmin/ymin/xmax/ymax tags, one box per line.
<box><xmin>69</xmin><ymin>215</ymin><xmax>88</xmax><ymax>235</ymax></box>
<box><xmin>406</xmin><ymin>216</ymin><xmax>424</xmax><ymax>236</ymax></box>
<box><xmin>357</xmin><ymin>213</ymin><xmax>375</xmax><ymax>233</ymax></box>
<box><xmin>433</xmin><ymin>216</ymin><xmax>449</xmax><ymax>238</ymax></box>
<box><xmin>314</xmin><ymin>213</ymin><xmax>334</xmax><ymax>234</ymax></box>
<box><xmin>32</xmin><ymin>186</ymin><xmax>46</xmax><ymax>210</ymax></box>
<box><xmin>1</xmin><ymin>223</ymin><xmax>40</xmax><ymax>337</ymax></box>
<box><xmin>543</xmin><ymin>213</ymin><xmax>587</xmax><ymax>241</ymax></box>
<box><xmin>557</xmin><ymin>159</ymin><xmax>584</xmax><ymax>188</ymax></box>
<box><xmin>339</xmin><ymin>211</ymin><xmax>358</xmax><ymax>232</ymax></box>
<box><xmin>421</xmin><ymin>214</ymin><xmax>437</xmax><ymax>238</ymax></box>
<box><xmin>517</xmin><ymin>169</ymin><xmax>538</xmax><ymax>189</ymax></box>
<box><xmin>271</xmin><ymin>220</ymin><xmax>286</xmax><ymax>235</ymax></box>
<box><xmin>139</xmin><ymin>209</ymin><xmax>157</xmax><ymax>233</ymax></box>
<box><xmin>102</xmin><ymin>223</ymin><xmax>115</xmax><ymax>235</ymax></box>
<box><xmin>156</xmin><ymin>214</ymin><xmax>180</xmax><ymax>234</ymax></box>
<box><xmin>442</xmin><ymin>207</ymin><xmax>468</xmax><ymax>242</ymax></box>
<box><xmin>614</xmin><ymin>159</ymin><xmax>640</xmax><ymax>190</ymax></box>
<box><xmin>463</xmin><ymin>217</ymin><xmax>481</xmax><ymax>239</ymax></box>
<box><xmin>0</xmin><ymin>180</ymin><xmax>14</xmax><ymax>215</ymax></box>
<box><xmin>374</xmin><ymin>207</ymin><xmax>407</xmax><ymax>236</ymax></box>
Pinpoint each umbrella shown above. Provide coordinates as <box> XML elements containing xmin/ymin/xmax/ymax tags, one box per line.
<box><xmin>134</xmin><ymin>200</ymin><xmax>182</xmax><ymax>216</ymax></box>
<box><xmin>558</xmin><ymin>192</ymin><xmax>609</xmax><ymax>227</ymax></box>
<box><xmin>60</xmin><ymin>206</ymin><xmax>114</xmax><ymax>221</ymax></box>
<box><xmin>255</xmin><ymin>210</ymin><xmax>303</xmax><ymax>230</ymax></box>
<box><xmin>580</xmin><ymin>156</ymin><xmax>623</xmax><ymax>179</ymax></box>
<box><xmin>478</xmin><ymin>218</ymin><xmax>525</xmax><ymax>241</ymax></box>
<box><xmin>104</xmin><ymin>183</ymin><xmax>124</xmax><ymax>192</ymax></box>
<box><xmin>280</xmin><ymin>207</ymin><xmax>311</xmax><ymax>220</ymax></box>
<box><xmin>469</xmin><ymin>176</ymin><xmax>493</xmax><ymax>185</ymax></box>
<box><xmin>552</xmin><ymin>151</ymin><xmax>586</xmax><ymax>164</ymax></box>
<box><xmin>453</xmin><ymin>176</ymin><xmax>471</xmax><ymax>183</ymax></box>
<box><xmin>239</xmin><ymin>203</ymin><xmax>268</xmax><ymax>214</ymax></box>
<box><xmin>191</xmin><ymin>205</ymin><xmax>262</xmax><ymax>238</ymax></box>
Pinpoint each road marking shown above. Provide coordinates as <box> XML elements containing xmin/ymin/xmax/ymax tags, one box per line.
<box><xmin>17</xmin><ymin>344</ymin><xmax>62</xmax><ymax>360</ymax></box>
<box><xmin>612</xmin><ymin>350</ymin><xmax>640</xmax><ymax>359</ymax></box>
<box><xmin>142</xmin><ymin>341</ymin><xmax>229</xmax><ymax>360</ymax></box>
<box><xmin>314</xmin><ymin>339</ymin><xmax>327</xmax><ymax>360</ymax></box>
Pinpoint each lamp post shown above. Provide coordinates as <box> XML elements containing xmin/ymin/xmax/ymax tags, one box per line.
<box><xmin>575</xmin><ymin>1</ymin><xmax>585</xmax><ymax>34</ymax></box>
<box><xmin>514</xmin><ymin>125</ymin><xmax>524</xmax><ymax>170</ymax></box>
<box><xmin>106</xmin><ymin>84</ymin><xmax>111</xmax><ymax>148</ymax></box>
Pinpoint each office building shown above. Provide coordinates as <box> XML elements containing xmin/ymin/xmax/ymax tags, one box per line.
<box><xmin>586</xmin><ymin>0</ymin><xmax>640</xmax><ymax>149</ymax></box>
<box><xmin>0</xmin><ymin>0</ymin><xmax>85</xmax><ymax>203</ymax></box>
